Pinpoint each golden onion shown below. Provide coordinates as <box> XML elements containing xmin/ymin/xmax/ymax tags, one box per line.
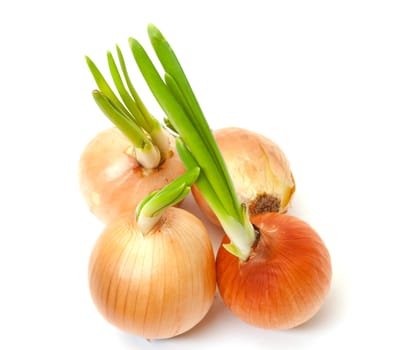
<box><xmin>88</xmin><ymin>207</ymin><xmax>216</xmax><ymax>339</ymax></box>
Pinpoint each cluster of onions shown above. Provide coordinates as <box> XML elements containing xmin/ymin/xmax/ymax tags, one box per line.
<box><xmin>89</xmin><ymin>167</ymin><xmax>217</xmax><ymax>339</ymax></box>
<box><xmin>79</xmin><ymin>47</ymin><xmax>184</xmax><ymax>223</ymax></box>
<box><xmin>130</xmin><ymin>24</ymin><xmax>332</xmax><ymax>330</ymax></box>
<box><xmin>82</xmin><ymin>24</ymin><xmax>332</xmax><ymax>339</ymax></box>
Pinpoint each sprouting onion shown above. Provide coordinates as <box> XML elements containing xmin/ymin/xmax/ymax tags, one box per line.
<box><xmin>129</xmin><ymin>24</ymin><xmax>332</xmax><ymax>329</ymax></box>
<box><xmin>89</xmin><ymin>167</ymin><xmax>217</xmax><ymax>339</ymax></box>
<box><xmin>193</xmin><ymin>127</ymin><xmax>296</xmax><ymax>226</ymax></box>
<box><xmin>79</xmin><ymin>46</ymin><xmax>184</xmax><ymax>223</ymax></box>
<box><xmin>86</xmin><ymin>48</ymin><xmax>170</xmax><ymax>167</ymax></box>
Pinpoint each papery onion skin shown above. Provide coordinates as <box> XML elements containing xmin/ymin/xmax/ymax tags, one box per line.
<box><xmin>88</xmin><ymin>207</ymin><xmax>216</xmax><ymax>339</ymax></box>
<box><xmin>216</xmin><ymin>213</ymin><xmax>331</xmax><ymax>330</ymax></box>
<box><xmin>79</xmin><ymin>127</ymin><xmax>185</xmax><ymax>224</ymax></box>
<box><xmin>192</xmin><ymin>127</ymin><xmax>295</xmax><ymax>226</ymax></box>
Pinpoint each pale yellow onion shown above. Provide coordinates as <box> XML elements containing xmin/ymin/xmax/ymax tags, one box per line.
<box><xmin>88</xmin><ymin>207</ymin><xmax>216</xmax><ymax>339</ymax></box>
<box><xmin>79</xmin><ymin>127</ymin><xmax>185</xmax><ymax>224</ymax></box>
<box><xmin>192</xmin><ymin>127</ymin><xmax>295</xmax><ymax>226</ymax></box>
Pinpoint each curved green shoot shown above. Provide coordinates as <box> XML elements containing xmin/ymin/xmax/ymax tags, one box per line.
<box><xmin>115</xmin><ymin>46</ymin><xmax>158</xmax><ymax>133</ymax></box>
<box><xmin>107</xmin><ymin>50</ymin><xmax>149</xmax><ymax>130</ymax></box>
<box><xmin>92</xmin><ymin>90</ymin><xmax>149</xmax><ymax>147</ymax></box>
<box><xmin>86</xmin><ymin>56</ymin><xmax>133</xmax><ymax>119</ymax></box>
<box><xmin>136</xmin><ymin>167</ymin><xmax>200</xmax><ymax>234</ymax></box>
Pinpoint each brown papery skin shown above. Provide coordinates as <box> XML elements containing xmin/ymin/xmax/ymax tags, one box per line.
<box><xmin>193</xmin><ymin>127</ymin><xmax>295</xmax><ymax>226</ymax></box>
<box><xmin>79</xmin><ymin>127</ymin><xmax>185</xmax><ymax>224</ymax></box>
<box><xmin>216</xmin><ymin>213</ymin><xmax>332</xmax><ymax>330</ymax></box>
<box><xmin>89</xmin><ymin>207</ymin><xmax>217</xmax><ymax>339</ymax></box>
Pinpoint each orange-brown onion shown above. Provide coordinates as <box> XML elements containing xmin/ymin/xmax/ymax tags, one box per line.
<box><xmin>216</xmin><ymin>213</ymin><xmax>331</xmax><ymax>330</ymax></box>
<box><xmin>79</xmin><ymin>127</ymin><xmax>185</xmax><ymax>224</ymax></box>
<box><xmin>192</xmin><ymin>127</ymin><xmax>295</xmax><ymax>226</ymax></box>
<box><xmin>89</xmin><ymin>207</ymin><xmax>216</xmax><ymax>339</ymax></box>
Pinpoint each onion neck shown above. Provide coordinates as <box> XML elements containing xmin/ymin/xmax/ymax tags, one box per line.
<box><xmin>135</xmin><ymin>143</ymin><xmax>161</xmax><ymax>169</ymax></box>
<box><xmin>219</xmin><ymin>214</ymin><xmax>256</xmax><ymax>261</ymax></box>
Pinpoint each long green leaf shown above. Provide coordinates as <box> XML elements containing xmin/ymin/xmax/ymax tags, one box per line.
<box><xmin>146</xmin><ymin>24</ymin><xmax>242</xmax><ymax>221</ymax></box>
<box><xmin>86</xmin><ymin>55</ymin><xmax>132</xmax><ymax>119</ymax></box>
<box><xmin>175</xmin><ymin>138</ymin><xmax>224</xmax><ymax>218</ymax></box>
<box><xmin>130</xmin><ymin>37</ymin><xmax>240</xmax><ymax>220</ymax></box>
<box><xmin>107</xmin><ymin>50</ymin><xmax>146</xmax><ymax>126</ymax></box>
<box><xmin>115</xmin><ymin>46</ymin><xmax>157</xmax><ymax>132</ymax></box>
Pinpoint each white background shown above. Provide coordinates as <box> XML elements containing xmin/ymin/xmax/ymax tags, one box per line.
<box><xmin>1</xmin><ymin>0</ymin><xmax>394</xmax><ymax>349</ymax></box>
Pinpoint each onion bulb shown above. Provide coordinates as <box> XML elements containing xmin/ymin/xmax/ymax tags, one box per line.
<box><xmin>79</xmin><ymin>127</ymin><xmax>184</xmax><ymax>223</ymax></box>
<box><xmin>89</xmin><ymin>207</ymin><xmax>216</xmax><ymax>339</ymax></box>
<box><xmin>81</xmin><ymin>47</ymin><xmax>185</xmax><ymax>223</ymax></box>
<box><xmin>192</xmin><ymin>127</ymin><xmax>295</xmax><ymax>226</ymax></box>
<box><xmin>216</xmin><ymin>213</ymin><xmax>332</xmax><ymax>329</ymax></box>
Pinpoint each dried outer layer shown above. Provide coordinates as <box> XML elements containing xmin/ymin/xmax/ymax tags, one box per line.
<box><xmin>79</xmin><ymin>127</ymin><xmax>185</xmax><ymax>223</ymax></box>
<box><xmin>192</xmin><ymin>127</ymin><xmax>296</xmax><ymax>226</ymax></box>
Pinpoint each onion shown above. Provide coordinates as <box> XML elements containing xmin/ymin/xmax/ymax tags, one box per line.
<box><xmin>192</xmin><ymin>127</ymin><xmax>295</xmax><ymax>226</ymax></box>
<box><xmin>216</xmin><ymin>213</ymin><xmax>332</xmax><ymax>329</ymax></box>
<box><xmin>89</xmin><ymin>206</ymin><xmax>216</xmax><ymax>339</ymax></box>
<box><xmin>79</xmin><ymin>127</ymin><xmax>184</xmax><ymax>223</ymax></box>
<box><xmin>80</xmin><ymin>46</ymin><xmax>188</xmax><ymax>223</ymax></box>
